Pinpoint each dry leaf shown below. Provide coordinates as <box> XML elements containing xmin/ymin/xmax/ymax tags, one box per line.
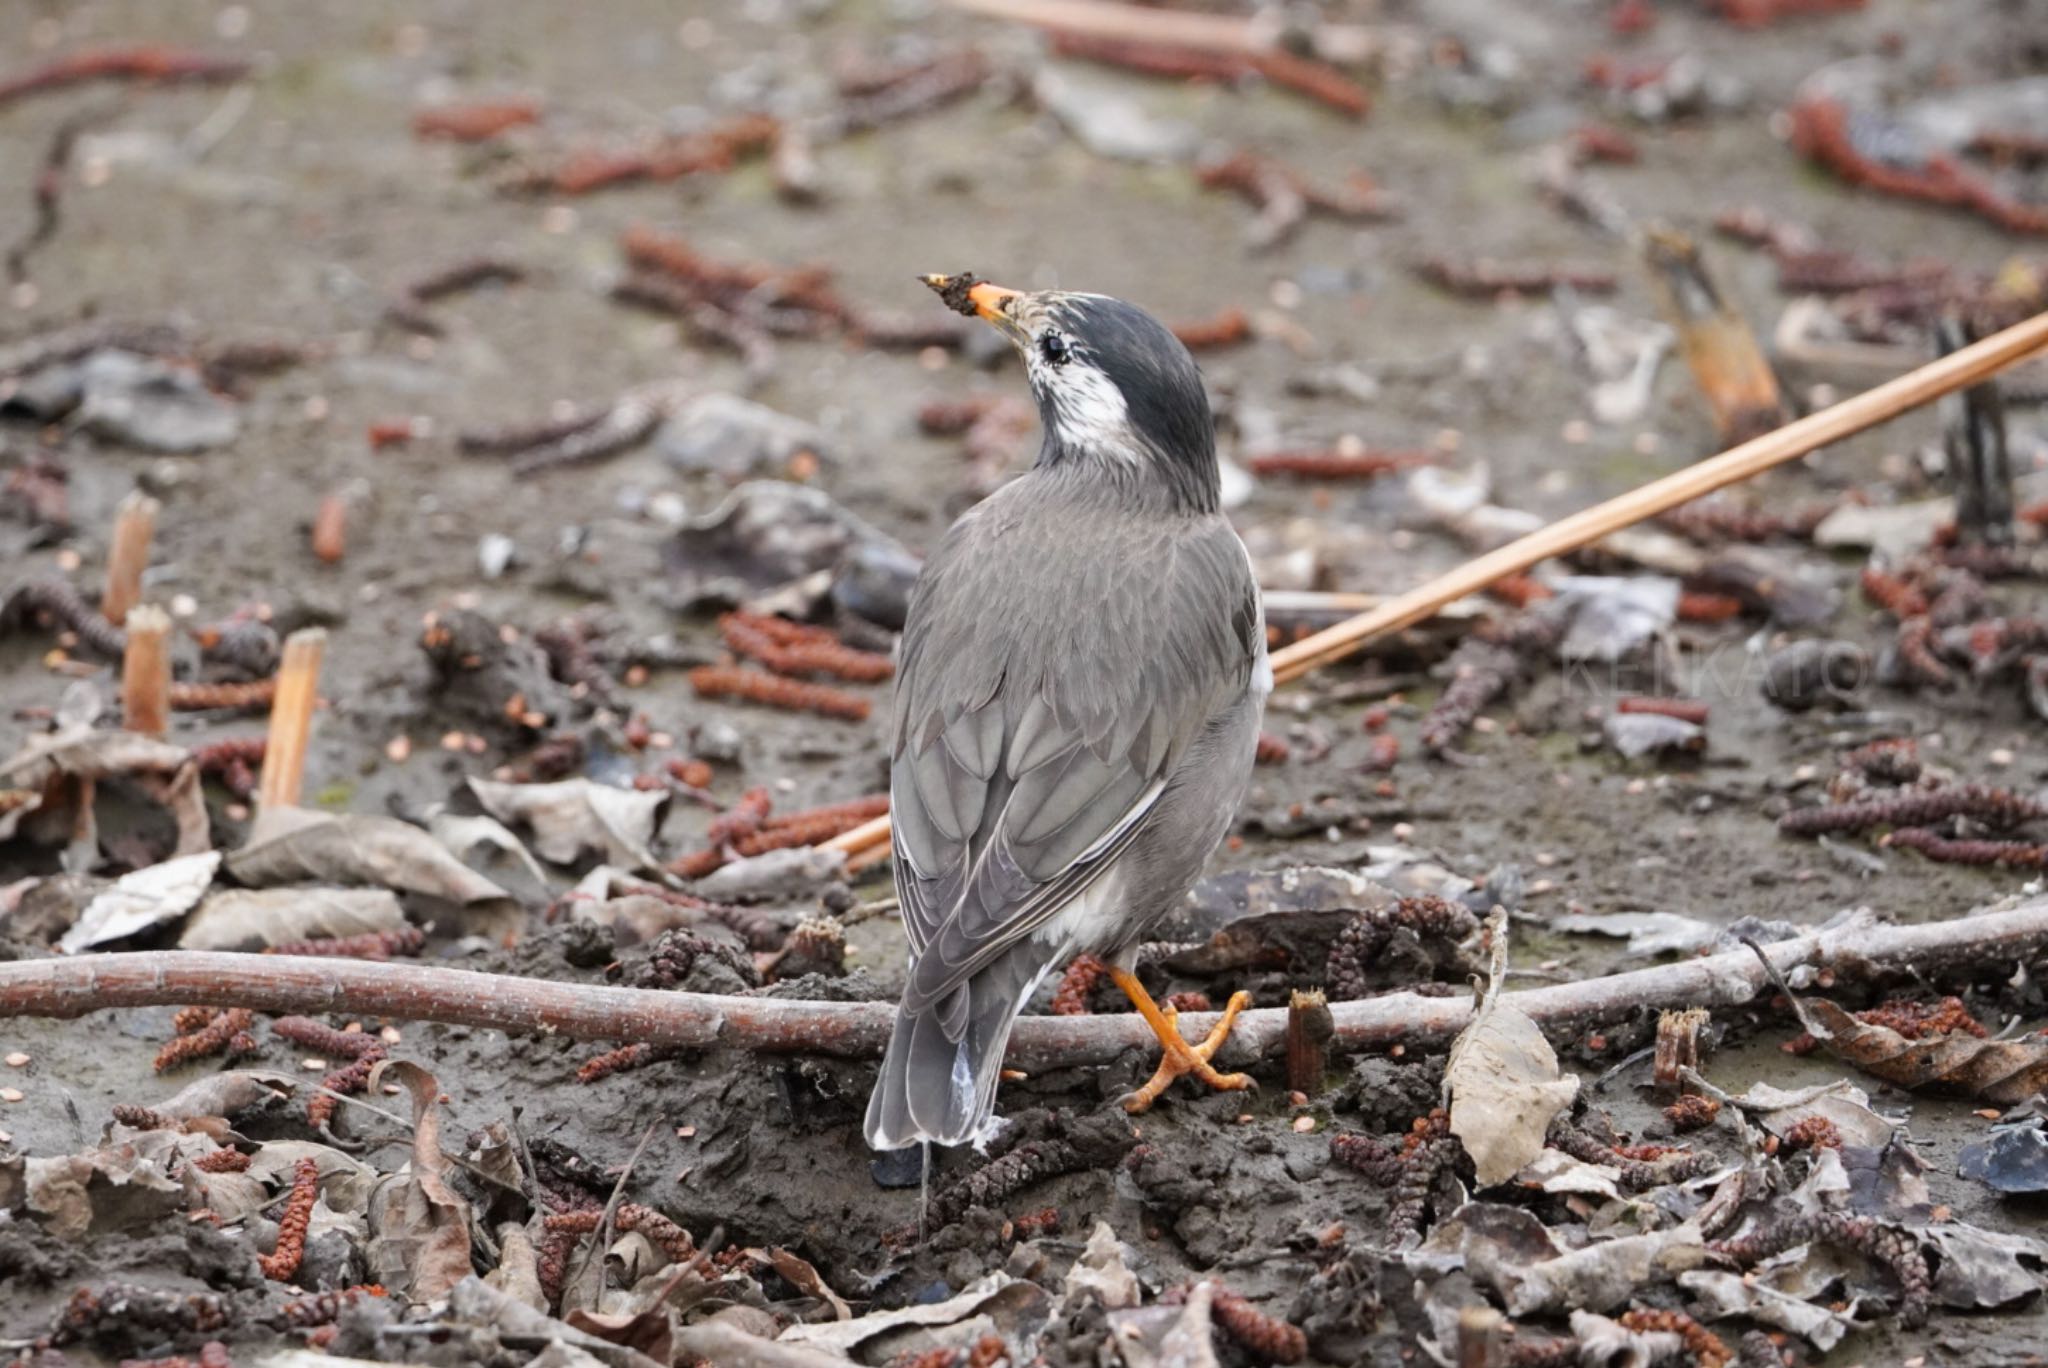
<box><xmin>1444</xmin><ymin>911</ymin><xmax>1579</xmax><ymax>1186</ymax></box>
<box><xmin>779</xmin><ymin>1272</ymin><xmax>1022</xmax><ymax>1355</ymax></box>
<box><xmin>155</xmin><ymin>1069</ymin><xmax>297</xmax><ymax>1122</ymax></box>
<box><xmin>768</xmin><ymin>1247</ymin><xmax>852</xmax><ymax>1320</ymax></box>
<box><xmin>429</xmin><ymin>810</ymin><xmax>552</xmax><ymax>902</ymax></box>
<box><xmin>1679</xmin><ymin>1269</ymin><xmax>1858</xmax><ymax>1351</ymax></box>
<box><xmin>229</xmin><ymin>806</ymin><xmax>510</xmax><ymax>905</ymax></box>
<box><xmin>488</xmin><ymin>1222</ymin><xmax>549</xmax><ymax>1312</ymax></box>
<box><xmin>179</xmin><ymin>887</ymin><xmax>405</xmax><ymax>950</ymax></box>
<box><xmin>365</xmin><ymin>1060</ymin><xmax>473</xmax><ymax>1300</ymax></box>
<box><xmin>0</xmin><ymin>1131</ymin><xmax>190</xmax><ymax>1240</ymax></box>
<box><xmin>563</xmin><ymin>1302</ymin><xmax>675</xmax><ymax>1366</ymax></box>
<box><xmin>467</xmin><ymin>777</ymin><xmax>666</xmax><ymax>870</ymax></box>
<box><xmin>1799</xmin><ymin>998</ymin><xmax>2048</xmax><ymax>1105</ymax></box>
<box><xmin>58</xmin><ymin>850</ymin><xmax>220</xmax><ymax>952</ymax></box>
<box><xmin>0</xmin><ymin>725</ymin><xmax>189</xmax><ymax>787</ymax></box>
<box><xmin>1923</xmin><ymin>1223</ymin><xmax>2048</xmax><ymax>1311</ymax></box>
<box><xmin>1502</xmin><ymin>1224</ymin><xmax>1709</xmax><ymax>1316</ymax></box>
<box><xmin>249</xmin><ymin>1139</ymin><xmax>379</xmax><ymax>1214</ymax></box>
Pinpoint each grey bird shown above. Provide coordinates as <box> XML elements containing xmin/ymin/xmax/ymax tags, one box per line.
<box><xmin>864</xmin><ymin>275</ymin><xmax>1270</xmax><ymax>1152</ymax></box>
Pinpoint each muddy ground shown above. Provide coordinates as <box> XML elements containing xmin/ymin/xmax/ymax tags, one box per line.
<box><xmin>2</xmin><ymin>0</ymin><xmax>2047</xmax><ymax>1364</ymax></box>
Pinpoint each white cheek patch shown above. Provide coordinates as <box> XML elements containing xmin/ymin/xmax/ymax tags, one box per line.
<box><xmin>1039</xmin><ymin>361</ymin><xmax>1141</xmax><ymax>463</ymax></box>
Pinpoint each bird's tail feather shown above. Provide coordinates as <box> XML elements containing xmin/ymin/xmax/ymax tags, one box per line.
<box><xmin>865</xmin><ymin>943</ymin><xmax>1055</xmax><ymax>1150</ymax></box>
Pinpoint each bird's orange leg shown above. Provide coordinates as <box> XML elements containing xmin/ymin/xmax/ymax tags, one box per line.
<box><xmin>1107</xmin><ymin>967</ymin><xmax>1254</xmax><ymax>1113</ymax></box>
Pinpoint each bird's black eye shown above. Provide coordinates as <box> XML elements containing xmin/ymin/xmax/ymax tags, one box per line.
<box><xmin>1038</xmin><ymin>332</ymin><xmax>1070</xmax><ymax>367</ymax></box>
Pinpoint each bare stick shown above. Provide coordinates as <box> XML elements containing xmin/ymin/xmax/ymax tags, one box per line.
<box><xmin>100</xmin><ymin>490</ymin><xmax>159</xmax><ymax>627</ymax></box>
<box><xmin>257</xmin><ymin>627</ymin><xmax>326</xmax><ymax>810</ymax></box>
<box><xmin>119</xmin><ymin>604</ymin><xmax>172</xmax><ymax>737</ymax></box>
<box><xmin>824</xmin><ymin>306</ymin><xmax>2048</xmax><ymax>859</ymax></box>
<box><xmin>947</xmin><ymin>0</ymin><xmax>1396</xmax><ymax>65</ymax></box>
<box><xmin>1270</xmin><ymin>308</ymin><xmax>2048</xmax><ymax>685</ymax></box>
<box><xmin>5</xmin><ymin>898</ymin><xmax>2042</xmax><ymax>1070</ymax></box>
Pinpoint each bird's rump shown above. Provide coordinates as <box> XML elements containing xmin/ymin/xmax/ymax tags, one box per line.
<box><xmin>888</xmin><ymin>485</ymin><xmax>1261</xmax><ymax>1024</ymax></box>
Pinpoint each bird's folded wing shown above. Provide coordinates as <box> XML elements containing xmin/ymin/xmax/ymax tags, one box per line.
<box><xmin>889</xmin><ymin>510</ymin><xmax>1260</xmax><ymax>1025</ymax></box>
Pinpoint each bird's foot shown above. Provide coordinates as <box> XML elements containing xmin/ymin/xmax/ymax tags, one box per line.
<box><xmin>1105</xmin><ymin>968</ymin><xmax>1255</xmax><ymax>1113</ymax></box>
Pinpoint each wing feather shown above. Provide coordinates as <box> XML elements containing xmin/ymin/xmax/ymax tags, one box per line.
<box><xmin>888</xmin><ymin>485</ymin><xmax>1261</xmax><ymax>1031</ymax></box>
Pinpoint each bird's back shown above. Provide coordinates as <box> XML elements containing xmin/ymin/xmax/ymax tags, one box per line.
<box><xmin>865</xmin><ymin>470</ymin><xmax>1263</xmax><ymax>1148</ymax></box>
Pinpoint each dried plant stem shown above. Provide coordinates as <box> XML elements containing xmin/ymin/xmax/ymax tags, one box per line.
<box><xmin>826</xmin><ymin>306</ymin><xmax>2048</xmax><ymax>860</ymax></box>
<box><xmin>257</xmin><ymin>628</ymin><xmax>325</xmax><ymax>811</ymax></box>
<box><xmin>120</xmin><ymin>604</ymin><xmax>172</xmax><ymax>737</ymax></box>
<box><xmin>100</xmin><ymin>490</ymin><xmax>159</xmax><ymax>627</ymax></box>
<box><xmin>948</xmin><ymin>0</ymin><xmax>1395</xmax><ymax>66</ymax></box>
<box><xmin>5</xmin><ymin>899</ymin><xmax>2044</xmax><ymax>1070</ymax></box>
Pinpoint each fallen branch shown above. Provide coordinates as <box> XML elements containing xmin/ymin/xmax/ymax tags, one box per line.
<box><xmin>4</xmin><ymin>898</ymin><xmax>2043</xmax><ymax>1070</ymax></box>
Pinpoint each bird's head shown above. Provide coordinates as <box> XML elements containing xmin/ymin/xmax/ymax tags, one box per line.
<box><xmin>923</xmin><ymin>274</ymin><xmax>1217</xmax><ymax>513</ymax></box>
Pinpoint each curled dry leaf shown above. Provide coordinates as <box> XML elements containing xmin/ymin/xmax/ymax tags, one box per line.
<box><xmin>58</xmin><ymin>850</ymin><xmax>220</xmax><ymax>951</ymax></box>
<box><xmin>1802</xmin><ymin>997</ymin><xmax>2048</xmax><ymax>1104</ymax></box>
<box><xmin>1757</xmin><ymin>946</ymin><xmax>2048</xmax><ymax>1105</ymax></box>
<box><xmin>364</xmin><ymin>1059</ymin><xmax>473</xmax><ymax>1300</ymax></box>
<box><xmin>468</xmin><ymin>776</ymin><xmax>666</xmax><ymax>870</ymax></box>
<box><xmin>228</xmin><ymin>806</ymin><xmax>511</xmax><ymax>905</ymax></box>
<box><xmin>178</xmin><ymin>886</ymin><xmax>406</xmax><ymax>951</ymax></box>
<box><xmin>1443</xmin><ymin>911</ymin><xmax>1579</xmax><ymax>1187</ymax></box>
<box><xmin>768</xmin><ymin>1247</ymin><xmax>852</xmax><ymax>1320</ymax></box>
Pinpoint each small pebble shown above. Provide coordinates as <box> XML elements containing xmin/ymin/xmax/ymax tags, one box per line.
<box><xmin>1988</xmin><ymin>748</ymin><xmax>2014</xmax><ymax>767</ymax></box>
<box><xmin>4</xmin><ymin>1052</ymin><xmax>27</xmax><ymax>1067</ymax></box>
<box><xmin>302</xmin><ymin>1058</ymin><xmax>327</xmax><ymax>1071</ymax></box>
<box><xmin>440</xmin><ymin>731</ymin><xmax>466</xmax><ymax>752</ymax></box>
<box><xmin>385</xmin><ymin>735</ymin><xmax>412</xmax><ymax>763</ymax></box>
<box><xmin>1291</xmin><ymin>1115</ymin><xmax>1317</xmax><ymax>1133</ymax></box>
<box><xmin>380</xmin><ymin>1027</ymin><xmax>403</xmax><ymax>1044</ymax></box>
<box><xmin>0</xmin><ymin>1088</ymin><xmax>23</xmax><ymax>1104</ymax></box>
<box><xmin>1391</xmin><ymin>822</ymin><xmax>1414</xmax><ymax>841</ymax></box>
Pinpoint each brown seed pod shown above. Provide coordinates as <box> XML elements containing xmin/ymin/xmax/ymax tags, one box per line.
<box><xmin>575</xmin><ymin>1043</ymin><xmax>656</xmax><ymax>1084</ymax></box>
<box><xmin>276</xmin><ymin>1284</ymin><xmax>388</xmax><ymax>1328</ymax></box>
<box><xmin>1050</xmin><ymin>955</ymin><xmax>1107</xmax><ymax>1016</ymax></box>
<box><xmin>1710</xmin><ymin>1209</ymin><xmax>1931</xmax><ymax>1327</ymax></box>
<box><xmin>1616</xmin><ymin>1309</ymin><xmax>1729</xmax><ymax>1368</ymax></box>
<box><xmin>413</xmin><ymin>99</ymin><xmax>542</xmax><ymax>142</ymax></box>
<box><xmin>1246</xmin><ymin>449</ymin><xmax>1435</xmax><ymax>481</ymax></box>
<box><xmin>1780</xmin><ymin>783</ymin><xmax>2044</xmax><ymax>836</ymax></box>
<box><xmin>543</xmin><ymin>1203</ymin><xmax>695</xmax><ymax>1263</ymax></box>
<box><xmin>1663</xmin><ymin>1094</ymin><xmax>1722</xmax><ymax>1132</ymax></box>
<box><xmin>1886</xmin><ymin>828</ymin><xmax>2048</xmax><ymax>869</ymax></box>
<box><xmin>1676</xmin><ymin>590</ymin><xmax>1745</xmax><ymax>623</ymax></box>
<box><xmin>1617</xmin><ymin>696</ymin><xmax>1710</xmax><ymax>724</ymax></box>
<box><xmin>153</xmin><ymin>1009</ymin><xmax>255</xmax><ymax>1072</ymax></box>
<box><xmin>168</xmin><ymin>677</ymin><xmax>278</xmax><ymax>712</ymax></box>
<box><xmin>258</xmin><ymin>1157</ymin><xmax>320</xmax><ymax>1281</ymax></box>
<box><xmin>687</xmin><ymin>665</ymin><xmax>870</xmax><ymax>721</ymax></box>
<box><xmin>192</xmin><ymin>1149</ymin><xmax>252</xmax><ymax>1173</ymax></box>
<box><xmin>111</xmin><ymin>1104</ymin><xmax>176</xmax><ymax>1130</ymax></box>
<box><xmin>1209</xmin><ymin>1285</ymin><xmax>1309</xmax><ymax>1365</ymax></box>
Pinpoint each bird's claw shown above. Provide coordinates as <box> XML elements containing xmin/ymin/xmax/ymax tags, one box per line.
<box><xmin>1121</xmin><ymin>990</ymin><xmax>1256</xmax><ymax>1114</ymax></box>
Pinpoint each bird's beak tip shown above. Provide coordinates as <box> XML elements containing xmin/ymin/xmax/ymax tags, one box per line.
<box><xmin>922</xmin><ymin>272</ymin><xmax>1022</xmax><ymax>326</ymax></box>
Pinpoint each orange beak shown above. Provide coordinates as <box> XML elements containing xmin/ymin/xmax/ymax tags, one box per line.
<box><xmin>921</xmin><ymin>273</ymin><xmax>1025</xmax><ymax>333</ymax></box>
